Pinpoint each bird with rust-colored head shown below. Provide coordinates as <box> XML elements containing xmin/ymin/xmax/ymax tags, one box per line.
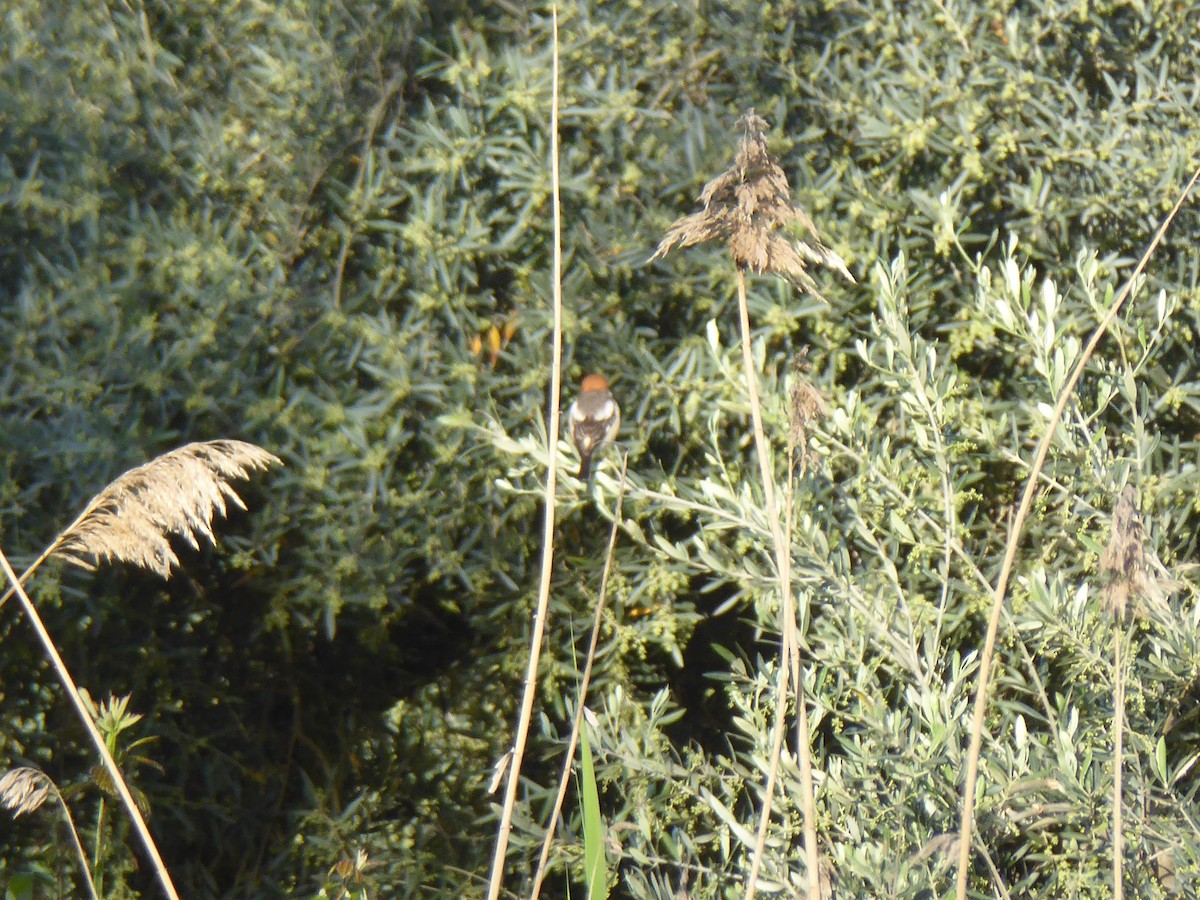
<box><xmin>568</xmin><ymin>373</ymin><xmax>619</xmax><ymax>481</ymax></box>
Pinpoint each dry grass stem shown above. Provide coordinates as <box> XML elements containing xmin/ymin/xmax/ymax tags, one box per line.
<box><xmin>649</xmin><ymin>110</ymin><xmax>855</xmax><ymax>295</ymax></box>
<box><xmin>0</xmin><ymin>546</ymin><xmax>180</xmax><ymax>900</ymax></box>
<box><xmin>529</xmin><ymin>455</ymin><xmax>629</xmax><ymax>900</ymax></box>
<box><xmin>648</xmin><ymin>105</ymin><xmax>852</xmax><ymax>900</ymax></box>
<box><xmin>485</xmin><ymin>8</ymin><xmax>564</xmax><ymax>898</ymax></box>
<box><xmin>731</xmin><ymin>272</ymin><xmax>818</xmax><ymax>900</ymax></box>
<box><xmin>0</xmin><ymin>767</ymin><xmax>52</xmax><ymax>817</ymax></box>
<box><xmin>52</xmin><ymin>440</ymin><xmax>281</xmax><ymax>578</ymax></box>
<box><xmin>0</xmin><ymin>766</ymin><xmax>100</xmax><ymax>900</ymax></box>
<box><xmin>651</xmin><ymin>109</ymin><xmax>843</xmax><ymax>900</ymax></box>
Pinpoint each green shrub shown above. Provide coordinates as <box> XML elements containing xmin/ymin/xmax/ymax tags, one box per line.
<box><xmin>2</xmin><ymin>1</ymin><xmax>1200</xmax><ymax>897</ymax></box>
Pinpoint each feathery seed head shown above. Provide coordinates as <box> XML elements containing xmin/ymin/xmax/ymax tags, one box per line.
<box><xmin>0</xmin><ymin>767</ymin><xmax>53</xmax><ymax>818</ymax></box>
<box><xmin>649</xmin><ymin>108</ymin><xmax>855</xmax><ymax>296</ymax></box>
<box><xmin>1099</xmin><ymin>484</ymin><xmax>1170</xmax><ymax>618</ymax></box>
<box><xmin>52</xmin><ymin>440</ymin><xmax>282</xmax><ymax>579</ymax></box>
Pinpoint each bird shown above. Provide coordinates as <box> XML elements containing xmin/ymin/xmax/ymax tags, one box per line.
<box><xmin>568</xmin><ymin>373</ymin><xmax>620</xmax><ymax>481</ymax></box>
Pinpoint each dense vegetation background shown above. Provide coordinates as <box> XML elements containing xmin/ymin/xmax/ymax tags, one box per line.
<box><xmin>3</xmin><ymin>0</ymin><xmax>1200</xmax><ymax>896</ymax></box>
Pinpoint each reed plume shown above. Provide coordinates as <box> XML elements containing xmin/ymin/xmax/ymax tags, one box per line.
<box><xmin>1</xmin><ymin>766</ymin><xmax>99</xmax><ymax>900</ymax></box>
<box><xmin>649</xmin><ymin>109</ymin><xmax>853</xmax><ymax>900</ymax></box>
<box><xmin>51</xmin><ymin>440</ymin><xmax>281</xmax><ymax>579</ymax></box>
<box><xmin>0</xmin><ymin>766</ymin><xmax>52</xmax><ymax>817</ymax></box>
<box><xmin>1099</xmin><ymin>483</ymin><xmax>1168</xmax><ymax>618</ymax></box>
<box><xmin>649</xmin><ymin>110</ymin><xmax>854</xmax><ymax>296</ymax></box>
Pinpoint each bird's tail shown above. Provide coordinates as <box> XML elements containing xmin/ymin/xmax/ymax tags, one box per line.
<box><xmin>578</xmin><ymin>454</ymin><xmax>593</xmax><ymax>481</ymax></box>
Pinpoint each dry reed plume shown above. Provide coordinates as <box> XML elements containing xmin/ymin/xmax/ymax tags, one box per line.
<box><xmin>649</xmin><ymin>108</ymin><xmax>853</xmax><ymax>900</ymax></box>
<box><xmin>649</xmin><ymin>110</ymin><xmax>854</xmax><ymax>294</ymax></box>
<box><xmin>1</xmin><ymin>765</ymin><xmax>99</xmax><ymax>900</ymax></box>
<box><xmin>0</xmin><ymin>439</ymin><xmax>279</xmax><ymax>900</ymax></box>
<box><xmin>51</xmin><ymin>440</ymin><xmax>281</xmax><ymax>578</ymax></box>
<box><xmin>1099</xmin><ymin>483</ymin><xmax>1165</xmax><ymax>618</ymax></box>
<box><xmin>789</xmin><ymin>349</ymin><xmax>826</xmax><ymax>476</ymax></box>
<box><xmin>0</xmin><ymin>766</ymin><xmax>52</xmax><ymax>817</ymax></box>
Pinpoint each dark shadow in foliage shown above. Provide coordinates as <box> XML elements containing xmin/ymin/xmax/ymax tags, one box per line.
<box><xmin>661</xmin><ymin>599</ymin><xmax>766</xmax><ymax>757</ymax></box>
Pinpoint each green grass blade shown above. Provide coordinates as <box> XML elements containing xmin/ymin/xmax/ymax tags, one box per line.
<box><xmin>579</xmin><ymin>723</ymin><xmax>607</xmax><ymax>900</ymax></box>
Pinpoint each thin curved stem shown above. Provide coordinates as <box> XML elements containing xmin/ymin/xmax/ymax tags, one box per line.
<box><xmin>0</xmin><ymin>546</ymin><xmax>180</xmax><ymax>900</ymax></box>
<box><xmin>529</xmin><ymin>456</ymin><xmax>629</xmax><ymax>900</ymax></box>
<box><xmin>953</xmin><ymin>163</ymin><xmax>1200</xmax><ymax>899</ymax></box>
<box><xmin>485</xmin><ymin>8</ymin><xmax>564</xmax><ymax>899</ymax></box>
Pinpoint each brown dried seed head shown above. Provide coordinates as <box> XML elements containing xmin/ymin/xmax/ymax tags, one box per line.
<box><xmin>790</xmin><ymin>380</ymin><xmax>826</xmax><ymax>435</ymax></box>
<box><xmin>911</xmin><ymin>831</ymin><xmax>961</xmax><ymax>868</ymax></box>
<box><xmin>1099</xmin><ymin>484</ymin><xmax>1153</xmax><ymax>618</ymax></box>
<box><xmin>0</xmin><ymin>767</ymin><xmax>53</xmax><ymax>818</ymax></box>
<box><xmin>787</xmin><ymin>351</ymin><xmax>827</xmax><ymax>476</ymax></box>
<box><xmin>53</xmin><ymin>440</ymin><xmax>282</xmax><ymax>579</ymax></box>
<box><xmin>789</xmin><ymin>355</ymin><xmax>826</xmax><ymax>439</ymax></box>
<box><xmin>650</xmin><ymin>109</ymin><xmax>854</xmax><ymax>293</ymax></box>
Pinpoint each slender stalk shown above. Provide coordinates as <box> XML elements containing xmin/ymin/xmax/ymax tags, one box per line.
<box><xmin>1112</xmin><ymin>623</ymin><xmax>1124</xmax><ymax>900</ymax></box>
<box><xmin>56</xmin><ymin>787</ymin><xmax>102</xmax><ymax>900</ymax></box>
<box><xmin>0</xmin><ymin>546</ymin><xmax>180</xmax><ymax>900</ymax></box>
<box><xmin>530</xmin><ymin>456</ymin><xmax>629</xmax><ymax>900</ymax></box>
<box><xmin>11</xmin><ymin>774</ymin><xmax>103</xmax><ymax>900</ymax></box>
<box><xmin>735</xmin><ymin>270</ymin><xmax>819</xmax><ymax>900</ymax></box>
<box><xmin>0</xmin><ymin>541</ymin><xmax>72</xmax><ymax>614</ymax></box>
<box><xmin>485</xmin><ymin>8</ymin><xmax>563</xmax><ymax>899</ymax></box>
<box><xmin>953</xmin><ymin>163</ymin><xmax>1200</xmax><ymax>899</ymax></box>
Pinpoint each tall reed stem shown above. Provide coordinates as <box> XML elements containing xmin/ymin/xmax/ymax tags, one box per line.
<box><xmin>953</xmin><ymin>164</ymin><xmax>1200</xmax><ymax>898</ymax></box>
<box><xmin>735</xmin><ymin>270</ymin><xmax>819</xmax><ymax>900</ymax></box>
<box><xmin>485</xmin><ymin>7</ymin><xmax>564</xmax><ymax>899</ymax></box>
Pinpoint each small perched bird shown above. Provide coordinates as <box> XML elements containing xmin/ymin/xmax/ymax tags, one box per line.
<box><xmin>568</xmin><ymin>373</ymin><xmax>620</xmax><ymax>481</ymax></box>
